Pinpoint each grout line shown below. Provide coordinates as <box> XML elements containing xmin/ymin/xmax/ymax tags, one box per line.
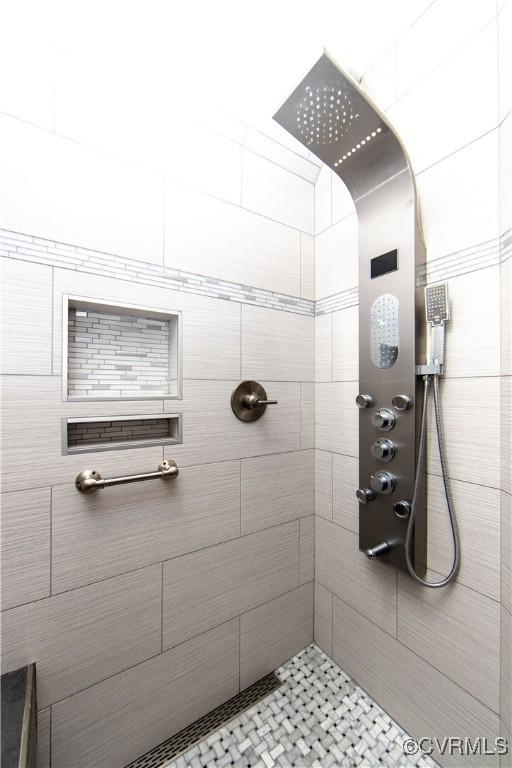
<box><xmin>50</xmin><ymin>267</ymin><xmax>55</xmax><ymax>375</ymax></box>
<box><xmin>49</xmin><ymin>487</ymin><xmax>53</xmax><ymax>596</ymax></box>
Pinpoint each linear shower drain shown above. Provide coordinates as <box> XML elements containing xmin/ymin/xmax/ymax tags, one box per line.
<box><xmin>125</xmin><ymin>672</ymin><xmax>283</xmax><ymax>768</ymax></box>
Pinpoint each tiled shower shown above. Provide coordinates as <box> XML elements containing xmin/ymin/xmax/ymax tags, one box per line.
<box><xmin>0</xmin><ymin>1</ymin><xmax>510</xmax><ymax>768</ymax></box>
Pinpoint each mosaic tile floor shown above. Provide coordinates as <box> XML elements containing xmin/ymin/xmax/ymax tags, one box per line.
<box><xmin>163</xmin><ymin>644</ymin><xmax>437</xmax><ymax>768</ymax></box>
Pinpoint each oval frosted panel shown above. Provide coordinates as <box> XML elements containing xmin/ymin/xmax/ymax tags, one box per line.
<box><xmin>370</xmin><ymin>293</ymin><xmax>399</xmax><ymax>368</ymax></box>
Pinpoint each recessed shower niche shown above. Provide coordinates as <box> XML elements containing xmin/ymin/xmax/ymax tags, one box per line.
<box><xmin>63</xmin><ymin>296</ymin><xmax>182</xmax><ymax>401</ymax></box>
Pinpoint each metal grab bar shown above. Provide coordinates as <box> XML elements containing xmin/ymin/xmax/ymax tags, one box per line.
<box><xmin>75</xmin><ymin>459</ymin><xmax>179</xmax><ymax>494</ymax></box>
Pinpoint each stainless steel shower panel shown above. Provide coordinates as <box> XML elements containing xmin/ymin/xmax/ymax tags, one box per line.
<box><xmin>274</xmin><ymin>52</ymin><xmax>426</xmax><ymax>572</ymax></box>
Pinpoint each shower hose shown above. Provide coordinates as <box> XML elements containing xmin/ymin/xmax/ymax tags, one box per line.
<box><xmin>405</xmin><ymin>374</ymin><xmax>461</xmax><ymax>588</ymax></box>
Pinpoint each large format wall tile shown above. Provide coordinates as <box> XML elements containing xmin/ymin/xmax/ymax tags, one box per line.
<box><xmin>0</xmin><ymin>376</ymin><xmax>165</xmax><ymax>494</ymax></box>
<box><xmin>397</xmin><ymin>574</ymin><xmax>500</xmax><ymax>712</ymax></box>
<box><xmin>244</xmin><ymin>128</ymin><xmax>319</xmax><ymax>183</ymax></box>
<box><xmin>164</xmin><ymin>183</ymin><xmax>301</xmax><ymax>296</ymax></box>
<box><xmin>36</xmin><ymin>708</ymin><xmax>50</xmax><ymax>768</ymax></box>
<box><xmin>332</xmin><ymin>453</ymin><xmax>359</xmax><ymax>535</ymax></box>
<box><xmin>332</xmin><ymin>306</ymin><xmax>359</xmax><ymax>382</ymax></box>
<box><xmin>315</xmin><ymin>450</ymin><xmax>333</xmax><ymax>521</ymax></box>
<box><xmin>1</xmin><ymin>488</ymin><xmax>51</xmax><ymax>610</ymax></box>
<box><xmin>440</xmin><ymin>267</ymin><xmax>500</xmax><ymax>378</ymax></box>
<box><xmin>52</xmin><ymin>620</ymin><xmax>239</xmax><ymax>768</ymax></box>
<box><xmin>501</xmin><ymin>606</ymin><xmax>512</xmax><ymax>734</ymax></box>
<box><xmin>162</xmin><ymin>521</ymin><xmax>299</xmax><ymax>648</ymax></box>
<box><xmin>315</xmin><ymin>382</ymin><xmax>358</xmax><ymax>457</ymax></box>
<box><xmin>315</xmin><ymin>517</ymin><xmax>397</xmax><ymax>636</ymax></box>
<box><xmin>0</xmin><ymin>259</ymin><xmax>52</xmax><ymax>375</ymax></box>
<box><xmin>426</xmin><ymin>377</ymin><xmax>500</xmax><ymax>488</ymax></box>
<box><xmin>389</xmin><ymin>23</ymin><xmax>498</xmax><ymax>173</ymax></box>
<box><xmin>1</xmin><ymin>565</ymin><xmax>161</xmax><ymax>709</ymax></box>
<box><xmin>503</xmin><ymin>492</ymin><xmax>512</xmax><ymax>616</ymax></box>
<box><xmin>300</xmin><ymin>382</ymin><xmax>315</xmax><ymax>449</ymax></box>
<box><xmin>315</xmin><ymin>215</ymin><xmax>358</xmax><ymax>300</ymax></box>
<box><xmin>242</xmin><ymin>150</ymin><xmax>314</xmax><ymax>234</ymax></box>
<box><xmin>52</xmin><ymin>461</ymin><xmax>240</xmax><ymax>592</ymax></box>
<box><xmin>315</xmin><ymin>314</ymin><xmax>332</xmax><ymax>382</ymax></box>
<box><xmin>426</xmin><ymin>474</ymin><xmax>500</xmax><ymax>601</ymax></box>
<box><xmin>314</xmin><ymin>166</ymin><xmax>332</xmax><ymax>234</ymax></box>
<box><xmin>241</xmin><ymin>450</ymin><xmax>314</xmax><ymax>535</ymax></box>
<box><xmin>165</xmin><ymin>380</ymin><xmax>301</xmax><ymax>467</ymax></box>
<box><xmin>300</xmin><ymin>233</ymin><xmax>315</xmax><ymax>300</ymax></box>
<box><xmin>332</xmin><ymin>597</ymin><xmax>500</xmax><ymax>768</ymax></box>
<box><xmin>240</xmin><ymin>583</ymin><xmax>313</xmax><ymax>688</ymax></box>
<box><xmin>395</xmin><ymin>0</ymin><xmax>495</xmax><ymax>97</ymax></box>
<box><xmin>314</xmin><ymin>582</ymin><xmax>333</xmax><ymax>657</ymax></box>
<box><xmin>299</xmin><ymin>516</ymin><xmax>314</xmax><ymax>584</ymax></box>
<box><xmin>417</xmin><ymin>131</ymin><xmax>499</xmax><ymax>260</ymax></box>
<box><xmin>0</xmin><ymin>115</ymin><xmax>164</xmax><ymax>264</ymax></box>
<box><xmin>502</xmin><ymin>377</ymin><xmax>512</xmax><ymax>496</ymax></box>
<box><xmin>242</xmin><ymin>305</ymin><xmax>314</xmax><ymax>382</ymax></box>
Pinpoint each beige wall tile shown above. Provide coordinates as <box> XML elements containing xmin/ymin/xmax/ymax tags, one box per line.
<box><xmin>501</xmin><ymin>256</ymin><xmax>511</xmax><ymax>377</ymax></box>
<box><xmin>163</xmin><ymin>522</ymin><xmax>299</xmax><ymax>648</ymax></box>
<box><xmin>502</xmin><ymin>492</ymin><xmax>512</xmax><ymax>616</ymax></box>
<box><xmin>180</xmin><ymin>293</ymin><xmax>241</xmax><ymax>380</ymax></box>
<box><xmin>441</xmin><ymin>267</ymin><xmax>500</xmax><ymax>378</ymax></box>
<box><xmin>316</xmin><ymin>517</ymin><xmax>397</xmax><ymax>636</ymax></box>
<box><xmin>362</xmin><ymin>46</ymin><xmax>397</xmax><ymax>111</ymax></box>
<box><xmin>1</xmin><ymin>488</ymin><xmax>50</xmax><ymax>610</ymax></box>
<box><xmin>244</xmin><ymin>128</ymin><xmax>319</xmax><ymax>183</ymax></box>
<box><xmin>51</xmin><ymin>619</ymin><xmax>239</xmax><ymax>768</ymax></box>
<box><xmin>314</xmin><ymin>166</ymin><xmax>332</xmax><ymax>234</ymax></box>
<box><xmin>389</xmin><ymin>24</ymin><xmax>498</xmax><ymax>173</ymax></box>
<box><xmin>0</xmin><ymin>115</ymin><xmax>164</xmax><ymax>264</ymax></box>
<box><xmin>299</xmin><ymin>516</ymin><xmax>314</xmax><ymax>585</ymax></box>
<box><xmin>240</xmin><ymin>583</ymin><xmax>313</xmax><ymax>688</ymax></box>
<box><xmin>417</xmin><ymin>131</ymin><xmax>499</xmax><ymax>260</ymax></box>
<box><xmin>1</xmin><ymin>565</ymin><xmax>162</xmax><ymax>709</ymax></box>
<box><xmin>332</xmin><ymin>453</ymin><xmax>359</xmax><ymax>535</ymax></box>
<box><xmin>315</xmin><ymin>450</ymin><xmax>333</xmax><ymax>521</ymax></box>
<box><xmin>397</xmin><ymin>573</ymin><xmax>500</xmax><ymax>712</ymax></box>
<box><xmin>332</xmin><ymin>306</ymin><xmax>359</xmax><ymax>382</ymax></box>
<box><xmin>166</xmin><ymin>380</ymin><xmax>301</xmax><ymax>467</ymax></box>
<box><xmin>300</xmin><ymin>382</ymin><xmax>315</xmax><ymax>449</ymax></box>
<box><xmin>314</xmin><ymin>582</ymin><xmax>333</xmax><ymax>656</ymax></box>
<box><xmin>426</xmin><ymin>377</ymin><xmax>500</xmax><ymax>488</ymax></box>
<box><xmin>498</xmin><ymin>0</ymin><xmax>512</xmax><ymax>120</ymax></box>
<box><xmin>501</xmin><ymin>606</ymin><xmax>512</xmax><ymax>732</ymax></box>
<box><xmin>242</xmin><ymin>150</ymin><xmax>314</xmax><ymax>234</ymax></box>
<box><xmin>52</xmin><ymin>460</ymin><xmax>240</xmax><ymax>593</ymax></box>
<box><xmin>0</xmin><ymin>259</ymin><xmax>52</xmax><ymax>375</ymax></box>
<box><xmin>502</xmin><ymin>377</ymin><xmax>512</xmax><ymax>496</ymax></box>
<box><xmin>164</xmin><ymin>182</ymin><xmax>301</xmax><ymax>296</ymax></box>
<box><xmin>241</xmin><ymin>450</ymin><xmax>314</xmax><ymax>535</ymax></box>
<box><xmin>242</xmin><ymin>305</ymin><xmax>314</xmax><ymax>382</ymax></box>
<box><xmin>315</xmin><ymin>215</ymin><xmax>358</xmax><ymax>300</ymax></box>
<box><xmin>0</xmin><ymin>375</ymin><xmax>167</xmax><ymax>495</ymax></box>
<box><xmin>315</xmin><ymin>382</ymin><xmax>358</xmax><ymax>457</ymax></box>
<box><xmin>36</xmin><ymin>708</ymin><xmax>50</xmax><ymax>768</ymax></box>
<box><xmin>332</xmin><ymin>597</ymin><xmax>500</xmax><ymax>768</ymax></box>
<box><xmin>315</xmin><ymin>314</ymin><xmax>332</xmax><ymax>382</ymax></box>
<box><xmin>331</xmin><ymin>174</ymin><xmax>355</xmax><ymax>224</ymax></box>
<box><xmin>426</xmin><ymin>475</ymin><xmax>500</xmax><ymax>601</ymax></box>
<box><xmin>300</xmin><ymin>233</ymin><xmax>315</xmax><ymax>300</ymax></box>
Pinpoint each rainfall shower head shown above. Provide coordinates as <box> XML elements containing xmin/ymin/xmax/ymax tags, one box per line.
<box><xmin>273</xmin><ymin>52</ymin><xmax>409</xmax><ymax>200</ymax></box>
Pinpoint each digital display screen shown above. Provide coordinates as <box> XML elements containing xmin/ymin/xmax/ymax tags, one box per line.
<box><xmin>371</xmin><ymin>249</ymin><xmax>398</xmax><ymax>279</ymax></box>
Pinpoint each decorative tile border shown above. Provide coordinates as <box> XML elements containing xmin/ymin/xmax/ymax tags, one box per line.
<box><xmin>0</xmin><ymin>230</ymin><xmax>315</xmax><ymax>317</ymax></box>
<box><xmin>1</xmin><ymin>229</ymin><xmax>506</xmax><ymax>319</ymax></box>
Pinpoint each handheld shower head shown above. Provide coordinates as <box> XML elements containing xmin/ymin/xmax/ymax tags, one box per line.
<box><xmin>425</xmin><ymin>283</ymin><xmax>450</xmax><ymax>325</ymax></box>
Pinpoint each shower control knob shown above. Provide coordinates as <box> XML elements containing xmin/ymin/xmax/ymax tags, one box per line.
<box><xmin>370</xmin><ymin>471</ymin><xmax>395</xmax><ymax>495</ymax></box>
<box><xmin>371</xmin><ymin>408</ymin><xmax>395</xmax><ymax>431</ymax></box>
<box><xmin>392</xmin><ymin>394</ymin><xmax>412</xmax><ymax>411</ymax></box>
<box><xmin>356</xmin><ymin>394</ymin><xmax>373</xmax><ymax>409</ymax></box>
<box><xmin>356</xmin><ymin>487</ymin><xmax>376</xmax><ymax>504</ymax></box>
<box><xmin>370</xmin><ymin>438</ymin><xmax>395</xmax><ymax>463</ymax></box>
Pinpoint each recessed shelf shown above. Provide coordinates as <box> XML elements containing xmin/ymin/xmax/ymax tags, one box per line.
<box><xmin>63</xmin><ymin>295</ymin><xmax>182</xmax><ymax>401</ymax></box>
<box><xmin>62</xmin><ymin>414</ymin><xmax>183</xmax><ymax>455</ymax></box>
